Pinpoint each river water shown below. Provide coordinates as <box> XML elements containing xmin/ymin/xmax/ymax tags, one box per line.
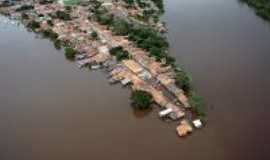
<box><xmin>1</xmin><ymin>0</ymin><xmax>270</xmax><ymax>160</ymax></box>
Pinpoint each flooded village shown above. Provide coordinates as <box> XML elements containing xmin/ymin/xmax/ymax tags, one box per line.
<box><xmin>0</xmin><ymin>0</ymin><xmax>205</xmax><ymax>137</ymax></box>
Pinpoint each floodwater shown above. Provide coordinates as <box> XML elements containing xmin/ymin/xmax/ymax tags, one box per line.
<box><xmin>0</xmin><ymin>0</ymin><xmax>270</xmax><ymax>160</ymax></box>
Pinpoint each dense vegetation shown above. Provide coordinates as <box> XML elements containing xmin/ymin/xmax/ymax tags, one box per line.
<box><xmin>150</xmin><ymin>0</ymin><xmax>164</xmax><ymax>12</ymax></box>
<box><xmin>41</xmin><ymin>29</ymin><xmax>62</xmax><ymax>49</ymax></box>
<box><xmin>39</xmin><ymin>0</ymin><xmax>54</xmax><ymax>5</ymax></box>
<box><xmin>94</xmin><ymin>13</ymin><xmax>170</xmax><ymax>62</ymax></box>
<box><xmin>130</xmin><ymin>90</ymin><xmax>153</xmax><ymax>109</ymax></box>
<box><xmin>64</xmin><ymin>47</ymin><xmax>77</xmax><ymax>60</ymax></box>
<box><xmin>175</xmin><ymin>70</ymin><xmax>192</xmax><ymax>93</ymax></box>
<box><xmin>240</xmin><ymin>0</ymin><xmax>270</xmax><ymax>21</ymax></box>
<box><xmin>15</xmin><ymin>5</ymin><xmax>34</xmax><ymax>12</ymax></box>
<box><xmin>109</xmin><ymin>46</ymin><xmax>131</xmax><ymax>61</ymax></box>
<box><xmin>27</xmin><ymin>20</ymin><xmax>40</xmax><ymax>30</ymax></box>
<box><xmin>90</xmin><ymin>31</ymin><xmax>99</xmax><ymax>40</ymax></box>
<box><xmin>188</xmin><ymin>93</ymin><xmax>206</xmax><ymax>120</ymax></box>
<box><xmin>55</xmin><ymin>10</ymin><xmax>71</xmax><ymax>21</ymax></box>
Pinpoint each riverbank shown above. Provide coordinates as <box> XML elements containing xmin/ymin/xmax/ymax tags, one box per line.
<box><xmin>0</xmin><ymin>0</ymin><xmax>205</xmax><ymax>137</ymax></box>
<box><xmin>240</xmin><ymin>0</ymin><xmax>270</xmax><ymax>21</ymax></box>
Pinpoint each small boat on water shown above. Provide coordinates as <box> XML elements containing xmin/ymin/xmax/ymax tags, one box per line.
<box><xmin>91</xmin><ymin>64</ymin><xmax>101</xmax><ymax>70</ymax></box>
<box><xmin>76</xmin><ymin>58</ymin><xmax>91</xmax><ymax>68</ymax></box>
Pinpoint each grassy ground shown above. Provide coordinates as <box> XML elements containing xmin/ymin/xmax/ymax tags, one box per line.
<box><xmin>240</xmin><ymin>0</ymin><xmax>270</xmax><ymax>21</ymax></box>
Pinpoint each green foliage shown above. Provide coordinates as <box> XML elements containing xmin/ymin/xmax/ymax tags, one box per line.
<box><xmin>21</xmin><ymin>12</ymin><xmax>29</xmax><ymax>19</ymax></box>
<box><xmin>55</xmin><ymin>10</ymin><xmax>71</xmax><ymax>21</ymax></box>
<box><xmin>175</xmin><ymin>70</ymin><xmax>192</xmax><ymax>93</ymax></box>
<box><xmin>124</xmin><ymin>0</ymin><xmax>135</xmax><ymax>6</ymax></box>
<box><xmin>151</xmin><ymin>0</ymin><xmax>164</xmax><ymax>12</ymax></box>
<box><xmin>124</xmin><ymin>0</ymin><xmax>135</xmax><ymax>4</ymax></box>
<box><xmin>42</xmin><ymin>29</ymin><xmax>59</xmax><ymax>40</ymax></box>
<box><xmin>53</xmin><ymin>39</ymin><xmax>62</xmax><ymax>50</ymax></box>
<box><xmin>128</xmin><ymin>26</ymin><xmax>169</xmax><ymax>57</ymax></box>
<box><xmin>64</xmin><ymin>47</ymin><xmax>76</xmax><ymax>60</ymax></box>
<box><xmin>111</xmin><ymin>19</ymin><xmax>131</xmax><ymax>35</ymax></box>
<box><xmin>109</xmin><ymin>46</ymin><xmax>130</xmax><ymax>61</ymax></box>
<box><xmin>42</xmin><ymin>29</ymin><xmax>61</xmax><ymax>50</ymax></box>
<box><xmin>46</xmin><ymin>20</ymin><xmax>54</xmax><ymax>26</ymax></box>
<box><xmin>15</xmin><ymin>5</ymin><xmax>34</xmax><ymax>12</ymax></box>
<box><xmin>95</xmin><ymin>14</ymin><xmax>113</xmax><ymax>25</ymax></box>
<box><xmin>240</xmin><ymin>0</ymin><xmax>270</xmax><ymax>21</ymax></box>
<box><xmin>130</xmin><ymin>90</ymin><xmax>153</xmax><ymax>109</ymax></box>
<box><xmin>27</xmin><ymin>20</ymin><xmax>40</xmax><ymax>30</ymax></box>
<box><xmin>149</xmin><ymin>47</ymin><xmax>164</xmax><ymax>61</ymax></box>
<box><xmin>90</xmin><ymin>31</ymin><xmax>98</xmax><ymax>39</ymax></box>
<box><xmin>136</xmin><ymin>0</ymin><xmax>150</xmax><ymax>8</ymax></box>
<box><xmin>65</xmin><ymin>6</ymin><xmax>72</xmax><ymax>12</ymax></box>
<box><xmin>39</xmin><ymin>0</ymin><xmax>53</xmax><ymax>5</ymax></box>
<box><xmin>188</xmin><ymin>93</ymin><xmax>206</xmax><ymax>119</ymax></box>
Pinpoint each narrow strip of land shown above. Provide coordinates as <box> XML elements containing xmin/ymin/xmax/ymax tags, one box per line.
<box><xmin>0</xmin><ymin>0</ymin><xmax>205</xmax><ymax>137</ymax></box>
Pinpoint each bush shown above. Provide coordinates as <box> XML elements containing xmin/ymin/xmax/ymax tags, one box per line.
<box><xmin>16</xmin><ymin>5</ymin><xmax>34</xmax><ymax>12</ymax></box>
<box><xmin>55</xmin><ymin>10</ymin><xmax>71</xmax><ymax>21</ymax></box>
<box><xmin>175</xmin><ymin>70</ymin><xmax>192</xmax><ymax>93</ymax></box>
<box><xmin>27</xmin><ymin>20</ymin><xmax>40</xmax><ymax>30</ymax></box>
<box><xmin>95</xmin><ymin>14</ymin><xmax>113</xmax><ymax>25</ymax></box>
<box><xmin>151</xmin><ymin>0</ymin><xmax>164</xmax><ymax>12</ymax></box>
<box><xmin>21</xmin><ymin>13</ymin><xmax>29</xmax><ymax>19</ymax></box>
<box><xmin>128</xmin><ymin>26</ymin><xmax>169</xmax><ymax>54</ymax></box>
<box><xmin>53</xmin><ymin>39</ymin><xmax>62</xmax><ymax>50</ymax></box>
<box><xmin>240</xmin><ymin>0</ymin><xmax>270</xmax><ymax>21</ymax></box>
<box><xmin>111</xmin><ymin>19</ymin><xmax>131</xmax><ymax>35</ymax></box>
<box><xmin>39</xmin><ymin>0</ymin><xmax>53</xmax><ymax>5</ymax></box>
<box><xmin>109</xmin><ymin>46</ymin><xmax>123</xmax><ymax>55</ymax></box>
<box><xmin>109</xmin><ymin>46</ymin><xmax>130</xmax><ymax>61</ymax></box>
<box><xmin>46</xmin><ymin>20</ymin><xmax>53</xmax><ymax>26</ymax></box>
<box><xmin>91</xmin><ymin>31</ymin><xmax>98</xmax><ymax>39</ymax></box>
<box><xmin>116</xmin><ymin>50</ymin><xmax>130</xmax><ymax>61</ymax></box>
<box><xmin>124</xmin><ymin>0</ymin><xmax>135</xmax><ymax>5</ymax></box>
<box><xmin>64</xmin><ymin>47</ymin><xmax>76</xmax><ymax>60</ymax></box>
<box><xmin>188</xmin><ymin>93</ymin><xmax>206</xmax><ymax>119</ymax></box>
<box><xmin>42</xmin><ymin>29</ymin><xmax>58</xmax><ymax>40</ymax></box>
<box><xmin>130</xmin><ymin>90</ymin><xmax>153</xmax><ymax>109</ymax></box>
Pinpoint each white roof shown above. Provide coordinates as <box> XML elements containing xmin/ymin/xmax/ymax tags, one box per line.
<box><xmin>193</xmin><ymin>119</ymin><xmax>203</xmax><ymax>128</ymax></box>
<box><xmin>159</xmin><ymin>108</ymin><xmax>173</xmax><ymax>117</ymax></box>
<box><xmin>121</xmin><ymin>78</ymin><xmax>131</xmax><ymax>85</ymax></box>
<box><xmin>98</xmin><ymin>46</ymin><xmax>109</xmax><ymax>55</ymax></box>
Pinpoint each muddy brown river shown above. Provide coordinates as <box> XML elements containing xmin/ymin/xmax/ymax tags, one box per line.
<box><xmin>1</xmin><ymin>0</ymin><xmax>270</xmax><ymax>160</ymax></box>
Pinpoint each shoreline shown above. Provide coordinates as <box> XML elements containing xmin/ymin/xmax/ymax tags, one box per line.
<box><xmin>239</xmin><ymin>0</ymin><xmax>270</xmax><ymax>21</ymax></box>
<box><xmin>0</xmin><ymin>0</ymin><xmax>205</xmax><ymax>137</ymax></box>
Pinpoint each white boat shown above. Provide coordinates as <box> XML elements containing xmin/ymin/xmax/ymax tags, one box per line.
<box><xmin>91</xmin><ymin>65</ymin><xmax>100</xmax><ymax>70</ymax></box>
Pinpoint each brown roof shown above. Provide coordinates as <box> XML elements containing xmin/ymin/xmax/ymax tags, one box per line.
<box><xmin>122</xmin><ymin>60</ymin><xmax>143</xmax><ymax>74</ymax></box>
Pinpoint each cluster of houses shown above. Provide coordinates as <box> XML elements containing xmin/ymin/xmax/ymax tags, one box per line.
<box><xmin>0</xmin><ymin>0</ymin><xmax>203</xmax><ymax>137</ymax></box>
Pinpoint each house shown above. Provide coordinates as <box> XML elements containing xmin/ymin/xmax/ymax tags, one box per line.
<box><xmin>122</xmin><ymin>60</ymin><xmax>143</xmax><ymax>74</ymax></box>
<box><xmin>138</xmin><ymin>70</ymin><xmax>152</xmax><ymax>80</ymax></box>
<box><xmin>157</xmin><ymin>74</ymin><xmax>174</xmax><ymax>86</ymax></box>
<box><xmin>98</xmin><ymin>46</ymin><xmax>110</xmax><ymax>55</ymax></box>
<box><xmin>176</xmin><ymin>120</ymin><xmax>193</xmax><ymax>137</ymax></box>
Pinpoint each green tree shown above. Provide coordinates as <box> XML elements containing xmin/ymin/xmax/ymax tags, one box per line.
<box><xmin>91</xmin><ymin>31</ymin><xmax>98</xmax><ymax>39</ymax></box>
<box><xmin>55</xmin><ymin>10</ymin><xmax>71</xmax><ymax>21</ymax></box>
<box><xmin>130</xmin><ymin>90</ymin><xmax>153</xmax><ymax>109</ymax></box>
<box><xmin>27</xmin><ymin>20</ymin><xmax>40</xmax><ymax>30</ymax></box>
<box><xmin>111</xmin><ymin>19</ymin><xmax>130</xmax><ymax>35</ymax></box>
<box><xmin>64</xmin><ymin>47</ymin><xmax>76</xmax><ymax>60</ymax></box>
<box><xmin>175</xmin><ymin>70</ymin><xmax>192</xmax><ymax>93</ymax></box>
<box><xmin>188</xmin><ymin>93</ymin><xmax>206</xmax><ymax>120</ymax></box>
<box><xmin>109</xmin><ymin>46</ymin><xmax>130</xmax><ymax>61</ymax></box>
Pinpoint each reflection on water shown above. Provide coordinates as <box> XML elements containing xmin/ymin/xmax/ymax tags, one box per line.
<box><xmin>132</xmin><ymin>107</ymin><xmax>153</xmax><ymax>119</ymax></box>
